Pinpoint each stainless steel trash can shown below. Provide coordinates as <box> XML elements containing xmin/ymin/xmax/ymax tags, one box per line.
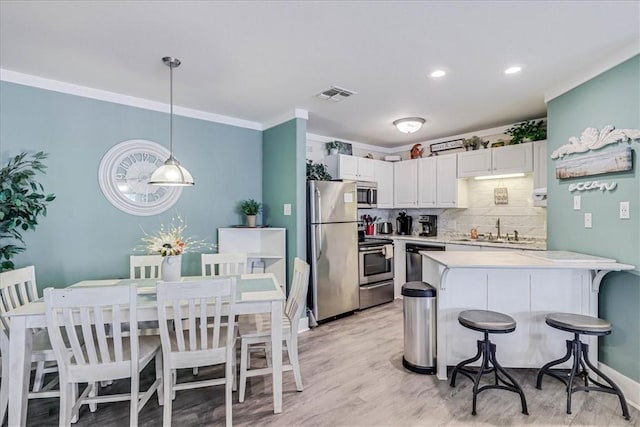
<box><xmin>402</xmin><ymin>281</ymin><xmax>437</xmax><ymax>374</ymax></box>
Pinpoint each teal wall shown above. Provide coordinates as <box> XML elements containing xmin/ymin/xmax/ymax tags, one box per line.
<box><xmin>262</xmin><ymin>118</ymin><xmax>307</xmax><ymax>288</ymax></box>
<box><xmin>547</xmin><ymin>55</ymin><xmax>640</xmax><ymax>381</ymax></box>
<box><xmin>0</xmin><ymin>81</ymin><xmax>262</xmax><ymax>288</ymax></box>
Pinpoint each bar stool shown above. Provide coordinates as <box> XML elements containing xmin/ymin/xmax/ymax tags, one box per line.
<box><xmin>450</xmin><ymin>309</ymin><xmax>528</xmax><ymax>416</ymax></box>
<box><xmin>536</xmin><ymin>312</ymin><xmax>630</xmax><ymax>420</ymax></box>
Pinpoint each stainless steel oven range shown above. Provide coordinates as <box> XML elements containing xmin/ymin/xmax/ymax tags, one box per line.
<box><xmin>358</xmin><ymin>237</ymin><xmax>394</xmax><ymax>309</ymax></box>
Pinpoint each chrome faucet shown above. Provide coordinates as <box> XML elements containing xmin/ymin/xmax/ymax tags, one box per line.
<box><xmin>495</xmin><ymin>218</ymin><xmax>501</xmax><ymax>239</ymax></box>
<box><xmin>514</xmin><ymin>230</ymin><xmax>519</xmax><ymax>241</ymax></box>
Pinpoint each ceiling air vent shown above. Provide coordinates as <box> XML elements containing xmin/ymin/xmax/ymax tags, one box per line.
<box><xmin>315</xmin><ymin>85</ymin><xmax>357</xmax><ymax>102</ymax></box>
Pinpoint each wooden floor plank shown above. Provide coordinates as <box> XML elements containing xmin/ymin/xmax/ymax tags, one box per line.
<box><xmin>21</xmin><ymin>300</ymin><xmax>639</xmax><ymax>426</ymax></box>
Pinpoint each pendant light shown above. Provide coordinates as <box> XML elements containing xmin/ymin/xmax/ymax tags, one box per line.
<box><xmin>149</xmin><ymin>56</ymin><xmax>195</xmax><ymax>186</ymax></box>
<box><xmin>393</xmin><ymin>117</ymin><xmax>425</xmax><ymax>134</ymax></box>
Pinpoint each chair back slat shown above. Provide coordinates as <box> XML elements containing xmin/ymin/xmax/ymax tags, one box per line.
<box><xmin>44</xmin><ymin>285</ymin><xmax>137</xmax><ymax>370</ymax></box>
<box><xmin>130</xmin><ymin>255</ymin><xmax>163</xmax><ymax>279</ymax></box>
<box><xmin>0</xmin><ymin>266</ymin><xmax>38</xmax><ymax>331</ymax></box>
<box><xmin>157</xmin><ymin>278</ymin><xmax>236</xmax><ymax>354</ymax></box>
<box><xmin>79</xmin><ymin>307</ymin><xmax>99</xmax><ymax>364</ymax></box>
<box><xmin>93</xmin><ymin>306</ymin><xmax>112</xmax><ymax>363</ymax></box>
<box><xmin>285</xmin><ymin>258</ymin><xmax>311</xmax><ymax>329</ymax></box>
<box><xmin>201</xmin><ymin>253</ymin><xmax>247</xmax><ymax>277</ymax></box>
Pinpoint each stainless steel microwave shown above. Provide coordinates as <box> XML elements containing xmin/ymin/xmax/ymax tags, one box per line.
<box><xmin>356</xmin><ymin>181</ymin><xmax>377</xmax><ymax>208</ymax></box>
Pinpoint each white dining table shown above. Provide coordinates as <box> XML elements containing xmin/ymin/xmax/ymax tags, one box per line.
<box><xmin>4</xmin><ymin>273</ymin><xmax>286</xmax><ymax>426</ymax></box>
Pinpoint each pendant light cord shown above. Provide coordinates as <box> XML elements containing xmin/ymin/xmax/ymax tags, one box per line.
<box><xmin>169</xmin><ymin>61</ymin><xmax>174</xmax><ymax>157</ymax></box>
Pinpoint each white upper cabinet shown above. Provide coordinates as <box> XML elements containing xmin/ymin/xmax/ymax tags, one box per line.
<box><xmin>436</xmin><ymin>154</ymin><xmax>466</xmax><ymax>207</ymax></box>
<box><xmin>325</xmin><ymin>154</ymin><xmax>375</xmax><ymax>181</ymax></box>
<box><xmin>533</xmin><ymin>140</ymin><xmax>547</xmax><ymax>189</ymax></box>
<box><xmin>418</xmin><ymin>154</ymin><xmax>466</xmax><ymax>208</ymax></box>
<box><xmin>373</xmin><ymin>160</ymin><xmax>394</xmax><ymax>208</ymax></box>
<box><xmin>457</xmin><ymin>144</ymin><xmax>533</xmax><ymax>178</ymax></box>
<box><xmin>393</xmin><ymin>159</ymin><xmax>418</xmax><ymax>208</ymax></box>
<box><xmin>417</xmin><ymin>157</ymin><xmax>437</xmax><ymax>207</ymax></box>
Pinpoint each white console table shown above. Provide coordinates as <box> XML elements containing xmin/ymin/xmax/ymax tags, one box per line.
<box><xmin>421</xmin><ymin>251</ymin><xmax>634</xmax><ymax>380</ymax></box>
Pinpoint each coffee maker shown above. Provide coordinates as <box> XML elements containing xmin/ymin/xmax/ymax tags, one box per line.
<box><xmin>396</xmin><ymin>211</ymin><xmax>412</xmax><ymax>235</ymax></box>
<box><xmin>419</xmin><ymin>215</ymin><xmax>437</xmax><ymax>237</ymax></box>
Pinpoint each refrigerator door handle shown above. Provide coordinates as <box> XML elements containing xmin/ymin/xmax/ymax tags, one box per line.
<box><xmin>315</xmin><ymin>223</ymin><xmax>322</xmax><ymax>258</ymax></box>
<box><xmin>315</xmin><ymin>188</ymin><xmax>321</xmax><ymax>223</ymax></box>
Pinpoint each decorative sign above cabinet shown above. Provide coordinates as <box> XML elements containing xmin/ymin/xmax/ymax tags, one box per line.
<box><xmin>98</xmin><ymin>139</ymin><xmax>182</xmax><ymax>216</ymax></box>
<box><xmin>430</xmin><ymin>139</ymin><xmax>464</xmax><ymax>154</ymax></box>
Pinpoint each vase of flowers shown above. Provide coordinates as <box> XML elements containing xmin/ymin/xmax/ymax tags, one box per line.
<box><xmin>137</xmin><ymin>215</ymin><xmax>210</xmax><ymax>281</ymax></box>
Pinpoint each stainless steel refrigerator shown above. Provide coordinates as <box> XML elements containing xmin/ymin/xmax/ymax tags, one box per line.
<box><xmin>307</xmin><ymin>180</ymin><xmax>359</xmax><ymax>322</ymax></box>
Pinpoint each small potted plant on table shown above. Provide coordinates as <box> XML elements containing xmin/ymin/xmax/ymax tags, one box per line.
<box><xmin>240</xmin><ymin>199</ymin><xmax>262</xmax><ymax>227</ymax></box>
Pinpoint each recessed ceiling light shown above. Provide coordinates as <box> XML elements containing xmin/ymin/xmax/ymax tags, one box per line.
<box><xmin>504</xmin><ymin>66</ymin><xmax>522</xmax><ymax>75</ymax></box>
<box><xmin>430</xmin><ymin>70</ymin><xmax>447</xmax><ymax>78</ymax></box>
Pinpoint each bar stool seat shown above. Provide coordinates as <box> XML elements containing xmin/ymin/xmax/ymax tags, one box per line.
<box><xmin>450</xmin><ymin>310</ymin><xmax>528</xmax><ymax>416</ymax></box>
<box><xmin>536</xmin><ymin>312</ymin><xmax>630</xmax><ymax>420</ymax></box>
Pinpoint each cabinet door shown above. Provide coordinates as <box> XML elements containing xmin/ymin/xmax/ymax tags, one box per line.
<box><xmin>457</xmin><ymin>150</ymin><xmax>491</xmax><ymax>178</ymax></box>
<box><xmin>357</xmin><ymin>157</ymin><xmax>375</xmax><ymax>181</ymax></box>
<box><xmin>492</xmin><ymin>144</ymin><xmax>533</xmax><ymax>174</ymax></box>
<box><xmin>417</xmin><ymin>157</ymin><xmax>437</xmax><ymax>207</ymax></box>
<box><xmin>338</xmin><ymin>155</ymin><xmax>359</xmax><ymax>180</ymax></box>
<box><xmin>374</xmin><ymin>160</ymin><xmax>394</xmax><ymax>208</ymax></box>
<box><xmin>436</xmin><ymin>155</ymin><xmax>460</xmax><ymax>207</ymax></box>
<box><xmin>393</xmin><ymin>160</ymin><xmax>418</xmax><ymax>208</ymax></box>
<box><xmin>533</xmin><ymin>140</ymin><xmax>547</xmax><ymax>189</ymax></box>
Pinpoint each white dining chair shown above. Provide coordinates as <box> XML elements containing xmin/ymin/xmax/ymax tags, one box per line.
<box><xmin>0</xmin><ymin>266</ymin><xmax>61</xmax><ymax>424</ymax></box>
<box><xmin>201</xmin><ymin>252</ymin><xmax>247</xmax><ymax>277</ymax></box>
<box><xmin>130</xmin><ymin>255</ymin><xmax>163</xmax><ymax>279</ymax></box>
<box><xmin>44</xmin><ymin>284</ymin><xmax>163</xmax><ymax>426</ymax></box>
<box><xmin>156</xmin><ymin>277</ymin><xmax>237</xmax><ymax>427</ymax></box>
<box><xmin>238</xmin><ymin>257</ymin><xmax>310</xmax><ymax>402</ymax></box>
<box><xmin>129</xmin><ymin>255</ymin><xmax>164</xmax><ymax>336</ymax></box>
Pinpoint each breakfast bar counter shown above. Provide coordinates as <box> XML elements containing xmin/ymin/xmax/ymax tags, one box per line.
<box><xmin>419</xmin><ymin>250</ymin><xmax>634</xmax><ymax>380</ymax></box>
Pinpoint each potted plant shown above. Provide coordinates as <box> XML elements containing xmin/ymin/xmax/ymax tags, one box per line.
<box><xmin>0</xmin><ymin>152</ymin><xmax>55</xmax><ymax>271</ymax></box>
<box><xmin>239</xmin><ymin>199</ymin><xmax>262</xmax><ymax>227</ymax></box>
<box><xmin>325</xmin><ymin>141</ymin><xmax>343</xmax><ymax>155</ymax></box>
<box><xmin>505</xmin><ymin>120</ymin><xmax>547</xmax><ymax>144</ymax></box>
<box><xmin>306</xmin><ymin>160</ymin><xmax>332</xmax><ymax>181</ymax></box>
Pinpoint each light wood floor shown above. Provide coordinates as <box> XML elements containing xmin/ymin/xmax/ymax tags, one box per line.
<box><xmin>21</xmin><ymin>300</ymin><xmax>639</xmax><ymax>426</ymax></box>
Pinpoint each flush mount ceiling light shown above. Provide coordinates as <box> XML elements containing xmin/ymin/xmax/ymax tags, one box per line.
<box><xmin>504</xmin><ymin>66</ymin><xmax>523</xmax><ymax>75</ymax></box>
<box><xmin>393</xmin><ymin>117</ymin><xmax>426</xmax><ymax>134</ymax></box>
<box><xmin>149</xmin><ymin>56</ymin><xmax>195</xmax><ymax>187</ymax></box>
<box><xmin>430</xmin><ymin>69</ymin><xmax>447</xmax><ymax>78</ymax></box>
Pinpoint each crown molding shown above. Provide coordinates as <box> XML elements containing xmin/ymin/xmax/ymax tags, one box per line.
<box><xmin>262</xmin><ymin>108</ymin><xmax>309</xmax><ymax>131</ymax></box>
<box><xmin>544</xmin><ymin>42</ymin><xmax>640</xmax><ymax>103</ymax></box>
<box><xmin>0</xmin><ymin>68</ymin><xmax>263</xmax><ymax>130</ymax></box>
<box><xmin>306</xmin><ymin>133</ymin><xmax>398</xmax><ymax>154</ymax></box>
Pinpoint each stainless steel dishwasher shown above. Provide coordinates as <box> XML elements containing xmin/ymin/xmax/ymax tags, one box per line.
<box><xmin>405</xmin><ymin>243</ymin><xmax>445</xmax><ymax>282</ymax></box>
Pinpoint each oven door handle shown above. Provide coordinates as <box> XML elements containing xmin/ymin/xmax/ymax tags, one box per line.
<box><xmin>359</xmin><ymin>245</ymin><xmax>391</xmax><ymax>253</ymax></box>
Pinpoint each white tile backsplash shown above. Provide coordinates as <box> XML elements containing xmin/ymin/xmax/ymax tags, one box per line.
<box><xmin>358</xmin><ymin>175</ymin><xmax>546</xmax><ymax>239</ymax></box>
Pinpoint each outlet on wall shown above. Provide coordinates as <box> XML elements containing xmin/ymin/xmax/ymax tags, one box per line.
<box><xmin>619</xmin><ymin>201</ymin><xmax>630</xmax><ymax>219</ymax></box>
<box><xmin>584</xmin><ymin>213</ymin><xmax>592</xmax><ymax>228</ymax></box>
<box><xmin>284</xmin><ymin>203</ymin><xmax>292</xmax><ymax>216</ymax></box>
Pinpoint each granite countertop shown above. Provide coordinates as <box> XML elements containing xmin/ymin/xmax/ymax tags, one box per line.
<box><xmin>381</xmin><ymin>233</ymin><xmax>547</xmax><ymax>251</ymax></box>
<box><xmin>420</xmin><ymin>251</ymin><xmax>635</xmax><ymax>270</ymax></box>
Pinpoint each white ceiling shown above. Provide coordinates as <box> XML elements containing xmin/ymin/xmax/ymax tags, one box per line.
<box><xmin>1</xmin><ymin>1</ymin><xmax>639</xmax><ymax>148</ymax></box>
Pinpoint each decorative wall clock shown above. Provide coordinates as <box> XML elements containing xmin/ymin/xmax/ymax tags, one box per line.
<box><xmin>98</xmin><ymin>139</ymin><xmax>182</xmax><ymax>216</ymax></box>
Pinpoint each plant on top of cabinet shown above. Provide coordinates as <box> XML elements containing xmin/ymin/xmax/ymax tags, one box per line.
<box><xmin>463</xmin><ymin>136</ymin><xmax>485</xmax><ymax>151</ymax></box>
<box><xmin>325</xmin><ymin>141</ymin><xmax>343</xmax><ymax>155</ymax></box>
<box><xmin>506</xmin><ymin>120</ymin><xmax>547</xmax><ymax>144</ymax></box>
<box><xmin>1</xmin><ymin>151</ymin><xmax>56</xmax><ymax>271</ymax></box>
<box><xmin>306</xmin><ymin>160</ymin><xmax>332</xmax><ymax>181</ymax></box>
<box><xmin>239</xmin><ymin>199</ymin><xmax>262</xmax><ymax>227</ymax></box>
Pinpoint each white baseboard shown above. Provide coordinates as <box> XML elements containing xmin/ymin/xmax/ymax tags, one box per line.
<box><xmin>598</xmin><ymin>362</ymin><xmax>640</xmax><ymax>411</ymax></box>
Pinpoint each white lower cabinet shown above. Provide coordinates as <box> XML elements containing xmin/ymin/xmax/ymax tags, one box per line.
<box><xmin>438</xmin><ymin>266</ymin><xmax>592</xmax><ymax>370</ymax></box>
